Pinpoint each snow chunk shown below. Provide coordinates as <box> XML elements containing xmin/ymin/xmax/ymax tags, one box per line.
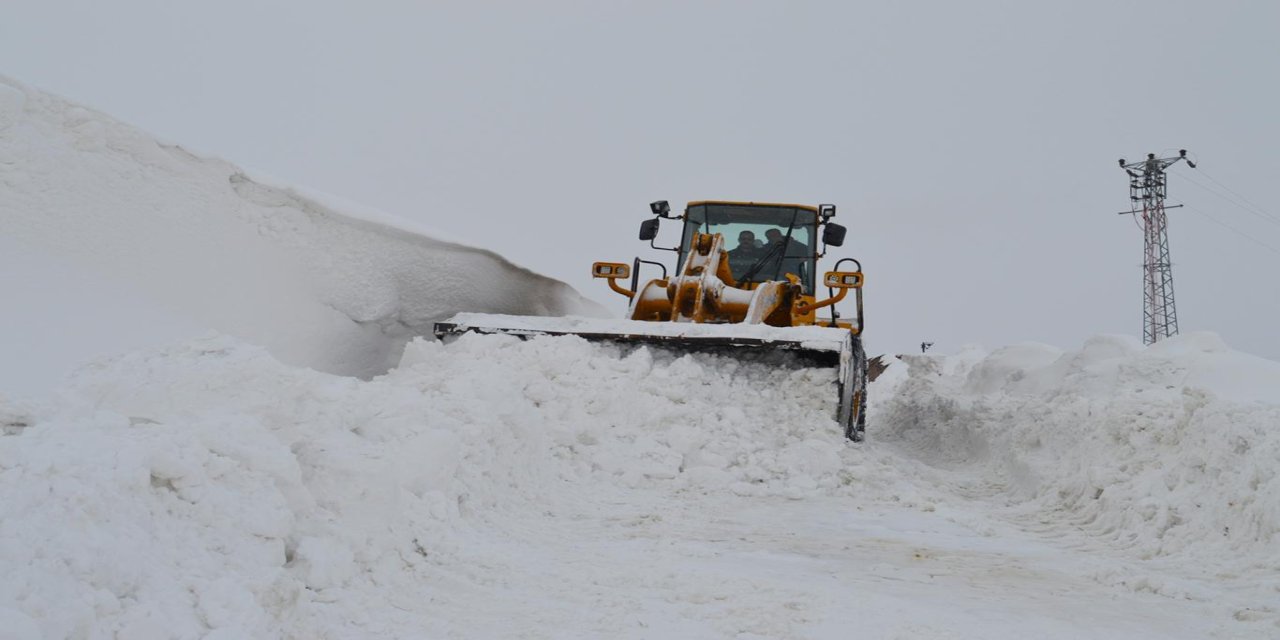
<box><xmin>291</xmin><ymin>537</ymin><xmax>357</xmax><ymax>590</ymax></box>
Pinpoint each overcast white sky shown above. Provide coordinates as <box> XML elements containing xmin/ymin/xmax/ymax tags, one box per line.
<box><xmin>4</xmin><ymin>1</ymin><xmax>1278</xmax><ymax>358</ymax></box>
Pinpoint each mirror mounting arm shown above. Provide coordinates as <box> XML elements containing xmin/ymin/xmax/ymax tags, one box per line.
<box><xmin>606</xmin><ymin>277</ymin><xmax>635</xmax><ymax>298</ymax></box>
<box><xmin>639</xmin><ymin>215</ymin><xmax>681</xmax><ymax>253</ymax></box>
<box><xmin>650</xmin><ymin>237</ymin><xmax>680</xmax><ymax>253</ymax></box>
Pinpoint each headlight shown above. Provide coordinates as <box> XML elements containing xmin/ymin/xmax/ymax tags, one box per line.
<box><xmin>592</xmin><ymin>262</ymin><xmax>631</xmax><ymax>279</ymax></box>
<box><xmin>823</xmin><ymin>271</ymin><xmax>863</xmax><ymax>288</ymax></box>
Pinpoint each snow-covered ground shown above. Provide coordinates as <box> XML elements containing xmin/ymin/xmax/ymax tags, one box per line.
<box><xmin>4</xmin><ymin>77</ymin><xmax>1279</xmax><ymax>639</ymax></box>
<box><xmin>2</xmin><ymin>331</ymin><xmax>1277</xmax><ymax>638</ymax></box>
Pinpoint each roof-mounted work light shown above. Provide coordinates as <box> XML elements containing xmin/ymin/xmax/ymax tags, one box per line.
<box><xmin>650</xmin><ymin>200</ymin><xmax>671</xmax><ymax>217</ymax></box>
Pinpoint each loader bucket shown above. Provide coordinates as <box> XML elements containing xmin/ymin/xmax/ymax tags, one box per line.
<box><xmin>432</xmin><ymin>313</ymin><xmax>868</xmax><ymax>441</ymax></box>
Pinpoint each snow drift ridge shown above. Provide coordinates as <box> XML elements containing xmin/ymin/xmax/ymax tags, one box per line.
<box><xmin>0</xmin><ymin>73</ymin><xmax>602</xmax><ymax>393</ymax></box>
<box><xmin>878</xmin><ymin>332</ymin><xmax>1280</xmax><ymax>599</ymax></box>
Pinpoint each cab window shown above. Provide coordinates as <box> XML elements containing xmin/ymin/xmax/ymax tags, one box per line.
<box><xmin>680</xmin><ymin>204</ymin><xmax>817</xmax><ymax>293</ymax></box>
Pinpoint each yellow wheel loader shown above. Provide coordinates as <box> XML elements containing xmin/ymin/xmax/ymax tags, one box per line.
<box><xmin>434</xmin><ymin>200</ymin><xmax>868</xmax><ymax>441</ymax></box>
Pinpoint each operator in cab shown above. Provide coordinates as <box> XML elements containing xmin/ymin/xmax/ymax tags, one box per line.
<box><xmin>727</xmin><ymin>230</ymin><xmax>763</xmax><ymax>280</ymax></box>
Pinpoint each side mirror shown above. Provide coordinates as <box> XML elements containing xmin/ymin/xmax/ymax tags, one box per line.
<box><xmin>823</xmin><ymin>223</ymin><xmax>847</xmax><ymax>247</ymax></box>
<box><xmin>639</xmin><ymin>218</ymin><xmax>660</xmax><ymax>241</ymax></box>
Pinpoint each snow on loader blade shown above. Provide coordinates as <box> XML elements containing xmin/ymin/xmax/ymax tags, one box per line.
<box><xmin>433</xmin><ymin>313</ymin><xmax>868</xmax><ymax>441</ymax></box>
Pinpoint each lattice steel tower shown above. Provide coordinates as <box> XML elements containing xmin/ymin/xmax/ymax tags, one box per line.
<box><xmin>1117</xmin><ymin>149</ymin><xmax>1195</xmax><ymax>345</ymax></box>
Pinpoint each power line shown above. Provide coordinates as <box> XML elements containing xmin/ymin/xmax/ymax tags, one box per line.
<box><xmin>1196</xmin><ymin>168</ymin><xmax>1280</xmax><ymax>224</ymax></box>
<box><xmin>1179</xmin><ymin>202</ymin><xmax>1280</xmax><ymax>257</ymax></box>
<box><xmin>1171</xmin><ymin>168</ymin><xmax>1280</xmax><ymax>229</ymax></box>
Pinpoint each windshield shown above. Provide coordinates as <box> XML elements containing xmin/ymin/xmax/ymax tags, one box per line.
<box><xmin>680</xmin><ymin>203</ymin><xmax>818</xmax><ymax>293</ymax></box>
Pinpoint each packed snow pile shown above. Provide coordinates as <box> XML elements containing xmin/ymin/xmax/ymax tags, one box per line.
<box><xmin>3</xmin><ymin>329</ymin><xmax>1279</xmax><ymax>637</ymax></box>
<box><xmin>0</xmin><ymin>333</ymin><xmax>876</xmax><ymax>638</ymax></box>
<box><xmin>0</xmin><ymin>74</ymin><xmax>601</xmax><ymax>394</ymax></box>
<box><xmin>878</xmin><ymin>332</ymin><xmax>1280</xmax><ymax>590</ymax></box>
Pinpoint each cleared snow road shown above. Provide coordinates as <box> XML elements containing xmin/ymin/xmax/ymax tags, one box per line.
<box><xmin>407</xmin><ymin>484</ymin><xmax>1225</xmax><ymax>639</ymax></box>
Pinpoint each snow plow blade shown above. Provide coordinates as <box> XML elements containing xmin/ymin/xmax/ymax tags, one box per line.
<box><xmin>433</xmin><ymin>313</ymin><xmax>868</xmax><ymax>441</ymax></box>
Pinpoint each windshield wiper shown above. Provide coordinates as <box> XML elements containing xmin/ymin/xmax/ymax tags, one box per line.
<box><xmin>739</xmin><ymin>238</ymin><xmax>786</xmax><ymax>283</ymax></box>
<box><xmin>740</xmin><ymin>209</ymin><xmax>801</xmax><ymax>284</ymax></box>
<box><xmin>769</xmin><ymin>210</ymin><xmax>801</xmax><ymax>282</ymax></box>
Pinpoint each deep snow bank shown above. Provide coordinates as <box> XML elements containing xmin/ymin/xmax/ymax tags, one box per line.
<box><xmin>878</xmin><ymin>332</ymin><xmax>1280</xmax><ymax>587</ymax></box>
<box><xmin>0</xmin><ymin>74</ymin><xmax>602</xmax><ymax>394</ymax></box>
<box><xmin>0</xmin><ymin>333</ymin><xmax>872</xmax><ymax>638</ymax></box>
<box><xmin>4</xmin><ymin>329</ymin><xmax>1279</xmax><ymax>636</ymax></box>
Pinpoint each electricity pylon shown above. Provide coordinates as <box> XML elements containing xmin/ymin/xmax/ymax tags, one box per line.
<box><xmin>1117</xmin><ymin>150</ymin><xmax>1195</xmax><ymax>345</ymax></box>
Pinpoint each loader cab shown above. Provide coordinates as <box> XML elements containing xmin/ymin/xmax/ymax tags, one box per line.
<box><xmin>679</xmin><ymin>202</ymin><xmax>820</xmax><ymax>293</ymax></box>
